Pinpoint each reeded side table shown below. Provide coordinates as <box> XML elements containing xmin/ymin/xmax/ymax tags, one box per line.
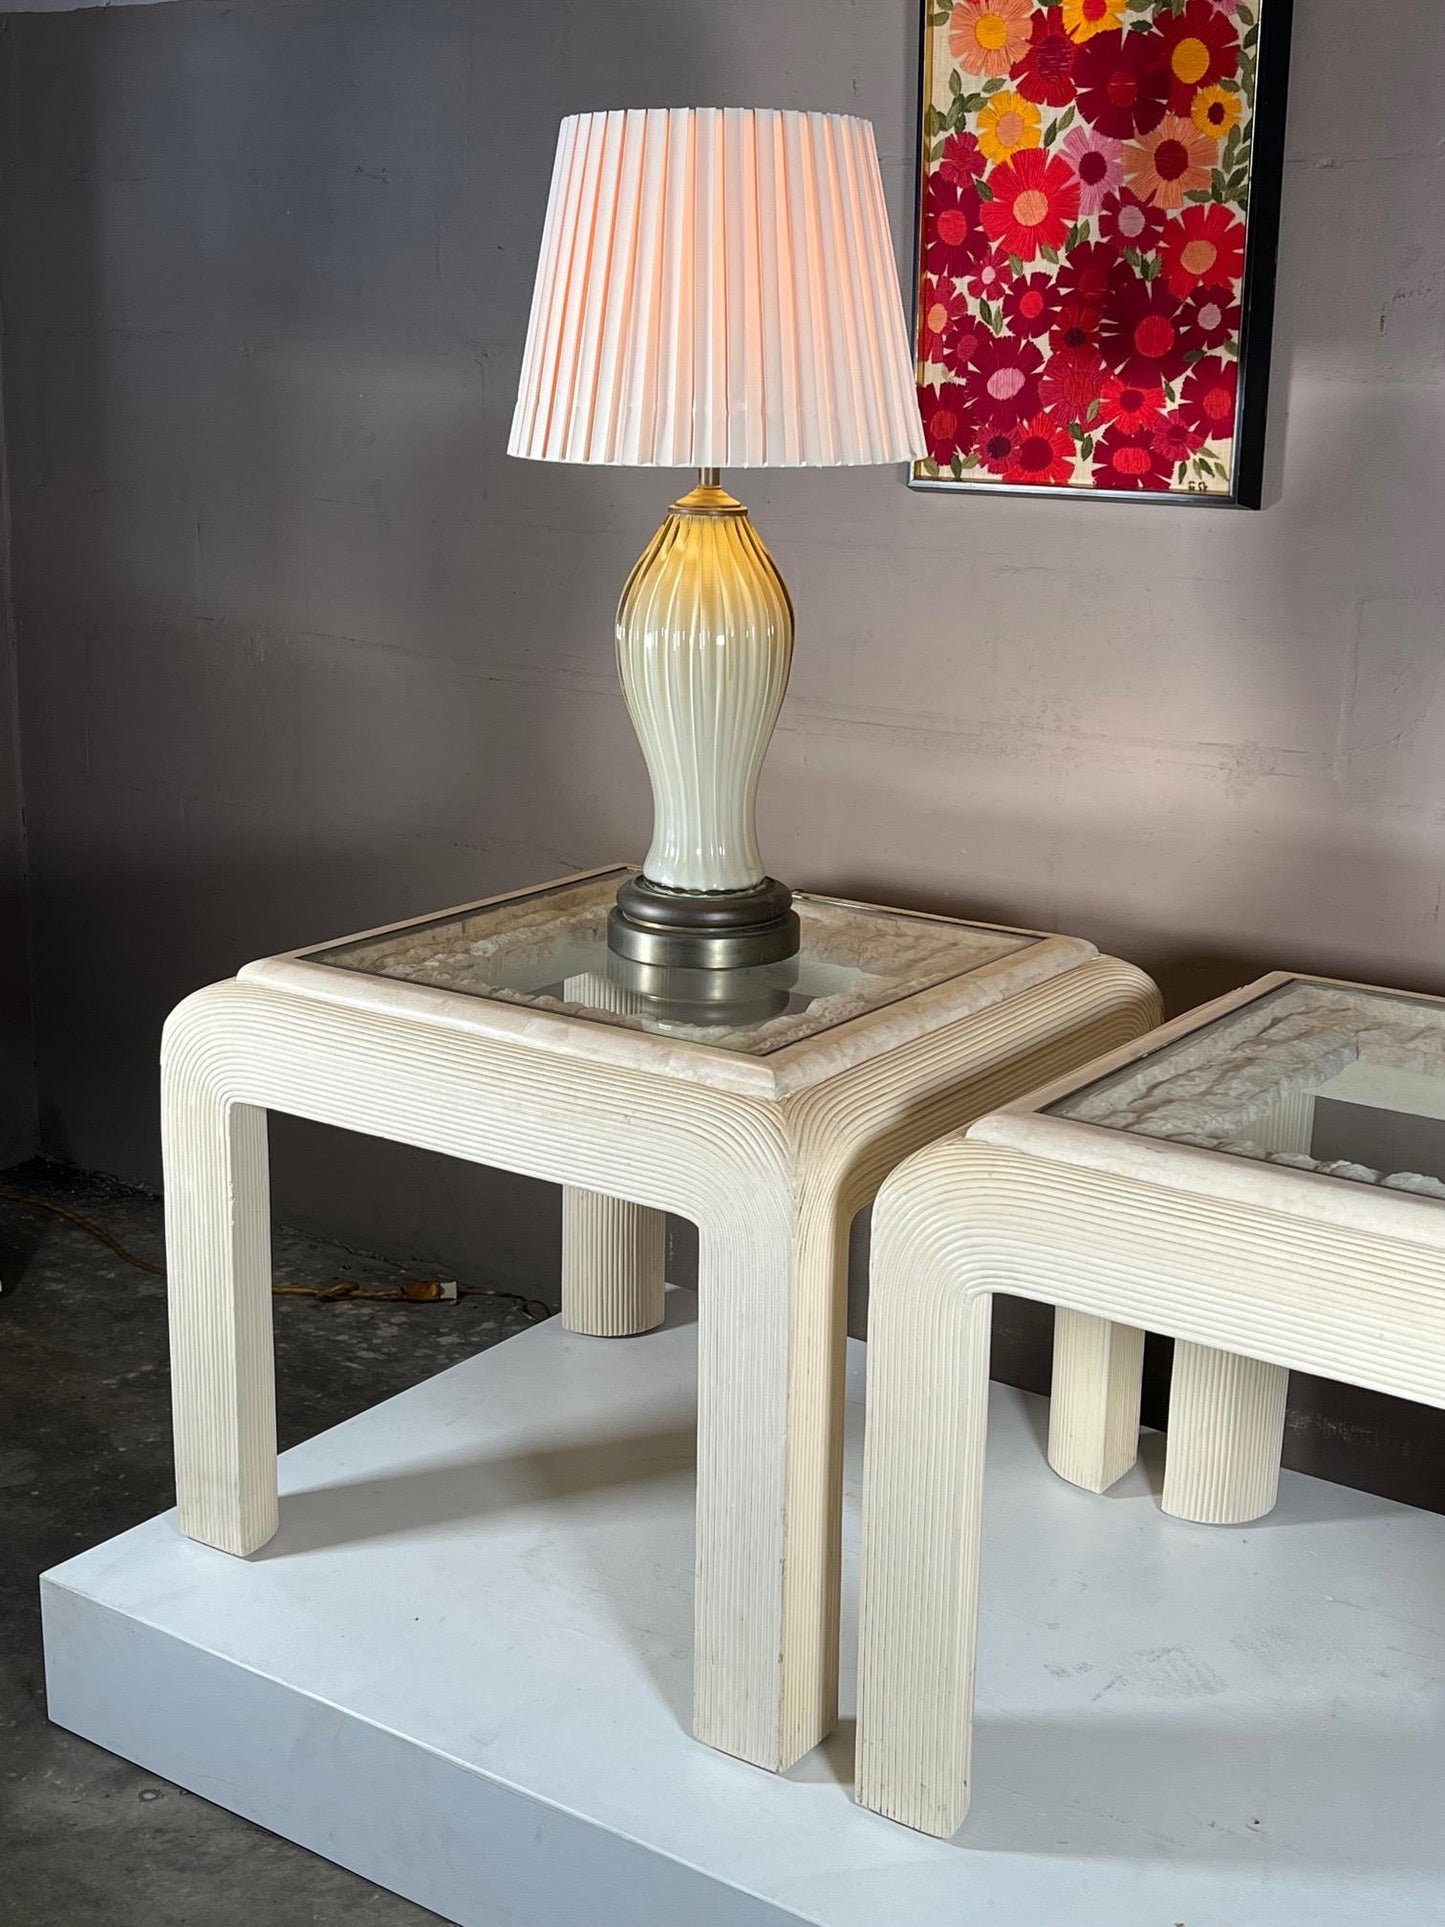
<box><xmin>856</xmin><ymin>970</ymin><xmax>1445</xmax><ymax>1837</ymax></box>
<box><xmin>161</xmin><ymin>864</ymin><xmax>1158</xmax><ymax>1774</ymax></box>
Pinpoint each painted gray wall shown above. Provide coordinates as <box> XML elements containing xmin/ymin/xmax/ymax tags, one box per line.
<box><xmin>2</xmin><ymin>0</ymin><xmax>1443</xmax><ymax>1498</ymax></box>
<box><xmin>0</xmin><ymin>427</ymin><xmax>33</xmax><ymax>1168</ymax></box>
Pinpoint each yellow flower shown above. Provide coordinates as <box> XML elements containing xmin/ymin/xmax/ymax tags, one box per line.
<box><xmin>1061</xmin><ymin>0</ymin><xmax>1127</xmax><ymax>44</ymax></box>
<box><xmin>976</xmin><ymin>91</ymin><xmax>1042</xmax><ymax>166</ymax></box>
<box><xmin>1192</xmin><ymin>85</ymin><xmax>1243</xmax><ymax>140</ymax></box>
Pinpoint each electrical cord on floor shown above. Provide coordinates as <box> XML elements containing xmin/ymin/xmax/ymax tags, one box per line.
<box><xmin>0</xmin><ymin>1188</ymin><xmax>553</xmax><ymax>1323</ymax></box>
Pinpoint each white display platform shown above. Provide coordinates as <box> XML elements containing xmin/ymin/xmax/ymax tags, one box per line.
<box><xmin>43</xmin><ymin>1291</ymin><xmax>1445</xmax><ymax>1927</ymax></box>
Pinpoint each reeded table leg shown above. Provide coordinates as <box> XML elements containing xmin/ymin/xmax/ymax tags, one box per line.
<box><xmin>1162</xmin><ymin>1342</ymin><xmax>1288</xmax><ymax>1524</ymax></box>
<box><xmin>561</xmin><ymin>1187</ymin><xmax>666</xmax><ymax>1336</ymax></box>
<box><xmin>857</xmin><ymin>1202</ymin><xmax>992</xmax><ymax>1839</ymax></box>
<box><xmin>691</xmin><ymin>1172</ymin><xmax>850</xmax><ymax>1774</ymax></box>
<box><xmin>163</xmin><ymin>1056</ymin><xmax>277</xmax><ymax>1557</ymax></box>
<box><xmin>1048</xmin><ymin>1308</ymin><xmax>1144</xmax><ymax>1493</ymax></box>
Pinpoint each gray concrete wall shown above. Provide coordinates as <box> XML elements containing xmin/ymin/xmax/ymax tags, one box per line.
<box><xmin>2</xmin><ymin>0</ymin><xmax>1444</xmax><ymax>1495</ymax></box>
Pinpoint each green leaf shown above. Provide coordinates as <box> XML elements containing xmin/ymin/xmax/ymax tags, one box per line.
<box><xmin>949</xmin><ymin>69</ymin><xmax>963</xmax><ymax>96</ymax></box>
<box><xmin>924</xmin><ymin>105</ymin><xmax>947</xmax><ymax>137</ymax></box>
<box><xmin>950</xmin><ymin>454</ymin><xmax>964</xmax><ymax>479</ymax></box>
<box><xmin>974</xmin><ymin>175</ymin><xmax>994</xmax><ymax>201</ymax></box>
<box><xmin>1056</xmin><ymin>103</ymin><xmax>1076</xmax><ymax>135</ymax></box>
<box><xmin>1183</xmin><ymin>348</ymin><xmax>1205</xmax><ymax>363</ymax></box>
<box><xmin>1043</xmin><ymin>120</ymin><xmax>1058</xmax><ymax>147</ymax></box>
<box><xmin>1079</xmin><ymin>434</ymin><xmax>1094</xmax><ymax>459</ymax></box>
<box><xmin>982</xmin><ymin>75</ymin><xmax>1009</xmax><ymax>94</ymax></box>
<box><xmin>1007</xmin><ymin>252</ymin><xmax>1026</xmax><ymax>276</ymax></box>
<box><xmin>1068</xmin><ymin>421</ymin><xmax>1085</xmax><ymax>442</ymax></box>
<box><xmin>1186</xmin><ymin>186</ymin><xmax>1214</xmax><ymax>203</ymax></box>
<box><xmin>1086</xmin><ymin>396</ymin><xmax>1101</xmax><ymax>423</ymax></box>
<box><xmin>1040</xmin><ymin>242</ymin><xmax>1059</xmax><ymax>263</ymax></box>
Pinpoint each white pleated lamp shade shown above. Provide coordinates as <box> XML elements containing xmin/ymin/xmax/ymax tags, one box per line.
<box><xmin>509</xmin><ymin>108</ymin><xmax>926</xmax><ymax>469</ymax></box>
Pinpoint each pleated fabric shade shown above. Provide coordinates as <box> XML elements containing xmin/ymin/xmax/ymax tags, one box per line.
<box><xmin>509</xmin><ymin>108</ymin><xmax>926</xmax><ymax>469</ymax></box>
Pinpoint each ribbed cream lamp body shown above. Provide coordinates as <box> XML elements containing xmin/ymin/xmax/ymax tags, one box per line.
<box><xmin>510</xmin><ymin>107</ymin><xmax>925</xmax><ymax>967</ymax></box>
<box><xmin>618</xmin><ymin>479</ymin><xmax>792</xmax><ymax>894</ymax></box>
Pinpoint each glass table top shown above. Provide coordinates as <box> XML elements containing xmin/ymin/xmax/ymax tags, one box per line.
<box><xmin>1051</xmin><ymin>978</ymin><xmax>1445</xmax><ymax>1199</ymax></box>
<box><xmin>308</xmin><ymin>871</ymin><xmax>1039</xmax><ymax>1056</ymax></box>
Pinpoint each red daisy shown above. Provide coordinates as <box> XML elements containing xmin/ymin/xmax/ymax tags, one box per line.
<box><xmin>1152</xmin><ymin>411</ymin><xmax>1207</xmax><ymax>465</ymax></box>
<box><xmin>1000</xmin><ymin>413</ymin><xmax>1076</xmax><ymax>486</ymax></box>
<box><xmin>1093</xmin><ymin>425</ymin><xmax>1173</xmax><ymax>490</ymax></box>
<box><xmin>1073</xmin><ymin>29</ymin><xmax>1170</xmax><ymax>140</ymax></box>
<box><xmin>1040</xmin><ymin>350</ymin><xmax>1107</xmax><ymax>424</ymax></box>
<box><xmin>1177</xmin><ymin>284</ymin><xmax>1239</xmax><ymax>355</ymax></box>
<box><xmin>965</xmin><ymin>334</ymin><xmax>1044</xmax><ymax>428</ymax></box>
<box><xmin>1003</xmin><ymin>272</ymin><xmax>1061</xmax><ymax>340</ymax></box>
<box><xmin>919</xmin><ymin>276</ymin><xmax>973</xmax><ymax>366</ymax></box>
<box><xmin>1014</xmin><ymin>9</ymin><xmax>1082</xmax><ymax>109</ymax></box>
<box><xmin>1100</xmin><ymin>277</ymin><xmax>1187</xmax><ymax>383</ymax></box>
<box><xmin>1161</xmin><ymin>201</ymin><xmax>1246</xmax><ymax>299</ymax></box>
<box><xmin>979</xmin><ymin>148</ymin><xmax>1081</xmax><ymax>263</ymax></box>
<box><xmin>1050</xmin><ymin>301</ymin><xmax>1104</xmax><ymax>367</ymax></box>
<box><xmin>1096</xmin><ymin>374</ymin><xmax>1165</xmax><ymax>433</ymax></box>
<box><xmin>1057</xmin><ymin>241</ymin><xmax>1122</xmax><ymax>313</ymax></box>
<box><xmin>919</xmin><ymin>381</ymin><xmax>977</xmax><ymax>465</ymax></box>
<box><xmin>978</xmin><ymin>422</ymin><xmax>1024</xmax><ymax>477</ymax></box>
<box><xmin>966</xmin><ymin>251</ymin><xmax>1015</xmax><ymax>305</ymax></box>
<box><xmin>1180</xmin><ymin>356</ymin><xmax>1239</xmax><ymax>439</ymax></box>
<box><xmin>937</xmin><ymin>130</ymin><xmax>987</xmax><ymax>189</ymax></box>
<box><xmin>1098</xmin><ymin>187</ymin><xmax>1167</xmax><ymax>255</ymax></box>
<box><xmin>923</xmin><ymin>175</ymin><xmax>987</xmax><ymax>277</ymax></box>
<box><xmin>1156</xmin><ymin>0</ymin><xmax>1239</xmax><ymax>115</ymax></box>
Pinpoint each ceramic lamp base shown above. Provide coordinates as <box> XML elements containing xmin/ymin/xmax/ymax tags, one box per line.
<box><xmin>611</xmin><ymin>474</ymin><xmax>798</xmax><ymax>971</ymax></box>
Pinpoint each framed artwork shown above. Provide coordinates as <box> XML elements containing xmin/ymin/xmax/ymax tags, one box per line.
<box><xmin>911</xmin><ymin>0</ymin><xmax>1292</xmax><ymax>506</ymax></box>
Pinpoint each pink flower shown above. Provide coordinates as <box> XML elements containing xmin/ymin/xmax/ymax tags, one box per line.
<box><xmin>1058</xmin><ymin>125</ymin><xmax>1123</xmax><ymax>216</ymax></box>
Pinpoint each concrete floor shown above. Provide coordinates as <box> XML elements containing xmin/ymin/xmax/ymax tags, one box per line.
<box><xmin>0</xmin><ymin>1159</ymin><xmax>547</xmax><ymax>1926</ymax></box>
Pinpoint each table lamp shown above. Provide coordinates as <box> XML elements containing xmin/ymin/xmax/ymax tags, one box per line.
<box><xmin>509</xmin><ymin>108</ymin><xmax>925</xmax><ymax>970</ymax></box>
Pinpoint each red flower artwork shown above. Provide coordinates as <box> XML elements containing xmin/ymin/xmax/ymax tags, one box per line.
<box><xmin>1156</xmin><ymin>0</ymin><xmax>1239</xmax><ymax>114</ymax></box>
<box><xmin>919</xmin><ymin>382</ymin><xmax>977</xmax><ymax>465</ymax></box>
<box><xmin>1180</xmin><ymin>356</ymin><xmax>1239</xmax><ymax>438</ymax></box>
<box><xmin>913</xmin><ymin>0</ymin><xmax>1274</xmax><ymax>495</ymax></box>
<box><xmin>1057</xmin><ymin>240</ymin><xmax>1120</xmax><ymax>312</ymax></box>
<box><xmin>919</xmin><ymin>276</ymin><xmax>977</xmax><ymax>368</ymax></box>
<box><xmin>923</xmin><ymin>176</ymin><xmax>987</xmax><ymax>277</ymax></box>
<box><xmin>979</xmin><ymin>148</ymin><xmax>1081</xmax><ymax>261</ymax></box>
<box><xmin>1093</xmin><ymin>425</ymin><xmax>1173</xmax><ymax>489</ymax></box>
<box><xmin>966</xmin><ymin>334</ymin><xmax>1045</xmax><ymax>427</ymax></box>
<box><xmin>1177</xmin><ymin>284</ymin><xmax>1239</xmax><ymax>354</ymax></box>
<box><xmin>1002</xmin><ymin>413</ymin><xmax>1077</xmax><ymax>485</ymax></box>
<box><xmin>1014</xmin><ymin>9</ymin><xmax>1081</xmax><ymax>108</ymax></box>
<box><xmin>1073</xmin><ymin>29</ymin><xmax>1170</xmax><ymax>140</ymax></box>
<box><xmin>1161</xmin><ymin>202</ymin><xmax>1245</xmax><ymax>298</ymax></box>
<box><xmin>1040</xmin><ymin>350</ymin><xmax>1107</xmax><ymax>423</ymax></box>
<box><xmin>1096</xmin><ymin>375</ymin><xmax>1165</xmax><ymax>434</ymax></box>
<box><xmin>1098</xmin><ymin>188</ymin><xmax>1167</xmax><ymax>255</ymax></box>
<box><xmin>1004</xmin><ymin>272</ymin><xmax>1062</xmax><ymax>339</ymax></box>
<box><xmin>1153</xmin><ymin>412</ymin><xmax>1207</xmax><ymax>465</ymax></box>
<box><xmin>1100</xmin><ymin>277</ymin><xmax>1187</xmax><ymax>383</ymax></box>
<box><xmin>966</xmin><ymin>252</ymin><xmax>1015</xmax><ymax>305</ymax></box>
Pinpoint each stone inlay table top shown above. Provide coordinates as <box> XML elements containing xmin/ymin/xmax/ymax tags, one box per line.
<box><xmin>305</xmin><ymin>868</ymin><xmax>1039</xmax><ymax>1056</ymax></box>
<box><xmin>161</xmin><ymin>864</ymin><xmax>1159</xmax><ymax>1780</ymax></box>
<box><xmin>1051</xmin><ymin>976</ymin><xmax>1445</xmax><ymax>1197</ymax></box>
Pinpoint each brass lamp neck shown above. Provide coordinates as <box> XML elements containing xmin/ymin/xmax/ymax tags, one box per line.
<box><xmin>675</xmin><ymin>466</ymin><xmax>745</xmax><ymax>516</ymax></box>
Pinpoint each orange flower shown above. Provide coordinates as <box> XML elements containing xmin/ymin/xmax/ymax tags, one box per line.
<box><xmin>1061</xmin><ymin>0</ymin><xmax>1127</xmax><ymax>44</ymax></box>
<box><xmin>949</xmin><ymin>0</ymin><xmax>1033</xmax><ymax>79</ymax></box>
<box><xmin>1123</xmin><ymin>115</ymin><xmax>1217</xmax><ymax>210</ymax></box>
